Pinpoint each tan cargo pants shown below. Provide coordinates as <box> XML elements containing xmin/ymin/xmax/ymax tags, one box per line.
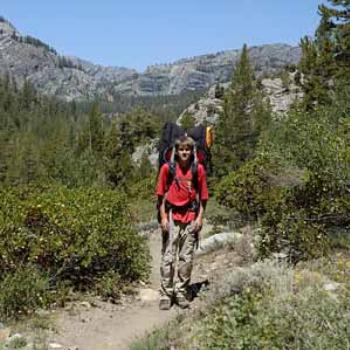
<box><xmin>160</xmin><ymin>214</ymin><xmax>198</xmax><ymax>298</ymax></box>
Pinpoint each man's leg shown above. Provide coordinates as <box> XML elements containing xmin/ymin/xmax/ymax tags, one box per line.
<box><xmin>159</xmin><ymin>216</ymin><xmax>179</xmax><ymax>310</ymax></box>
<box><xmin>176</xmin><ymin>223</ymin><xmax>196</xmax><ymax>308</ymax></box>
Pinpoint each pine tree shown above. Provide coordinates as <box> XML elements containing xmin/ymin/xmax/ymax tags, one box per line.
<box><xmin>300</xmin><ymin>1</ymin><xmax>350</xmax><ymax>109</ymax></box>
<box><xmin>299</xmin><ymin>37</ymin><xmax>331</xmax><ymax>109</ymax></box>
<box><xmin>78</xmin><ymin>102</ymin><xmax>105</xmax><ymax>154</ymax></box>
<box><xmin>180</xmin><ymin>112</ymin><xmax>195</xmax><ymax>130</ymax></box>
<box><xmin>104</xmin><ymin>120</ymin><xmax>134</xmax><ymax>187</ymax></box>
<box><xmin>88</xmin><ymin>102</ymin><xmax>105</xmax><ymax>154</ymax></box>
<box><xmin>20</xmin><ymin>80</ymin><xmax>37</xmax><ymax>111</ymax></box>
<box><xmin>318</xmin><ymin>1</ymin><xmax>350</xmax><ymax>73</ymax></box>
<box><xmin>213</xmin><ymin>44</ymin><xmax>271</xmax><ymax>177</ymax></box>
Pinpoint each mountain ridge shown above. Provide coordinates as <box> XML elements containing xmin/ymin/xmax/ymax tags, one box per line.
<box><xmin>0</xmin><ymin>17</ymin><xmax>301</xmax><ymax>100</ymax></box>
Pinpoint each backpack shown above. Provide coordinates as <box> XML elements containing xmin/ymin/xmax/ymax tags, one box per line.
<box><xmin>158</xmin><ymin>122</ymin><xmax>213</xmax><ymax>191</ymax></box>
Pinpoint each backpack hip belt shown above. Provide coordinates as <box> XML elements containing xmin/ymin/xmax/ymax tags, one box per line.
<box><xmin>165</xmin><ymin>199</ymin><xmax>199</xmax><ymax>213</ymax></box>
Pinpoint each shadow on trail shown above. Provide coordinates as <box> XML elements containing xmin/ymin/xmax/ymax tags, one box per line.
<box><xmin>187</xmin><ymin>279</ymin><xmax>210</xmax><ymax>300</ymax></box>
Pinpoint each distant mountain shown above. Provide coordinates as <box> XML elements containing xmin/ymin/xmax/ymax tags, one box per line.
<box><xmin>0</xmin><ymin>17</ymin><xmax>301</xmax><ymax>101</ymax></box>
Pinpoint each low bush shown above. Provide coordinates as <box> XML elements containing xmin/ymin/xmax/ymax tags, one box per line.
<box><xmin>214</xmin><ymin>155</ymin><xmax>287</xmax><ymax>221</ymax></box>
<box><xmin>197</xmin><ymin>270</ymin><xmax>350</xmax><ymax>349</ymax></box>
<box><xmin>0</xmin><ymin>265</ymin><xmax>50</xmax><ymax>319</ymax></box>
<box><xmin>133</xmin><ymin>261</ymin><xmax>350</xmax><ymax>350</ymax></box>
<box><xmin>204</xmin><ymin>199</ymin><xmax>233</xmax><ymax>234</ymax></box>
<box><xmin>0</xmin><ymin>184</ymin><xmax>151</xmax><ymax>318</ymax></box>
<box><xmin>128</xmin><ymin>175</ymin><xmax>158</xmax><ymax>223</ymax></box>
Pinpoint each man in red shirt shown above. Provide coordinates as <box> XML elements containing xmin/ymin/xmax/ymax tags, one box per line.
<box><xmin>156</xmin><ymin>136</ymin><xmax>209</xmax><ymax>310</ymax></box>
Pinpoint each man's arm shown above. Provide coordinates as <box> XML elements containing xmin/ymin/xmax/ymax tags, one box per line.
<box><xmin>158</xmin><ymin>195</ymin><xmax>169</xmax><ymax>233</ymax></box>
<box><xmin>156</xmin><ymin>164</ymin><xmax>170</xmax><ymax>233</ymax></box>
<box><xmin>193</xmin><ymin>200</ymin><xmax>207</xmax><ymax>232</ymax></box>
<box><xmin>193</xmin><ymin>164</ymin><xmax>209</xmax><ymax>232</ymax></box>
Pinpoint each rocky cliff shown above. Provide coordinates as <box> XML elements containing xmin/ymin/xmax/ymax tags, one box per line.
<box><xmin>177</xmin><ymin>72</ymin><xmax>304</xmax><ymax>126</ymax></box>
<box><xmin>0</xmin><ymin>17</ymin><xmax>301</xmax><ymax>100</ymax></box>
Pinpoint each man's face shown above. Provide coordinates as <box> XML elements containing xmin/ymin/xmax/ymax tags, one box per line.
<box><xmin>177</xmin><ymin>144</ymin><xmax>192</xmax><ymax>164</ymax></box>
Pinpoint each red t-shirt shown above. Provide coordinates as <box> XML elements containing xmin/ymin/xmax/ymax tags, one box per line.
<box><xmin>156</xmin><ymin>162</ymin><xmax>209</xmax><ymax>223</ymax></box>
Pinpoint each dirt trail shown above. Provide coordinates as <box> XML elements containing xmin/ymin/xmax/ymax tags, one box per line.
<box><xmin>50</xmin><ymin>227</ymin><xmax>238</xmax><ymax>350</ymax></box>
<box><xmin>51</xmin><ymin>231</ymin><xmax>179</xmax><ymax>350</ymax></box>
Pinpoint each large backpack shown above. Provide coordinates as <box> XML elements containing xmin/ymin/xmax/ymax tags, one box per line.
<box><xmin>158</xmin><ymin>122</ymin><xmax>213</xmax><ymax>190</ymax></box>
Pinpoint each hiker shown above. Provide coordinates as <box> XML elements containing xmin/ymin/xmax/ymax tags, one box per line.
<box><xmin>156</xmin><ymin>135</ymin><xmax>209</xmax><ymax>310</ymax></box>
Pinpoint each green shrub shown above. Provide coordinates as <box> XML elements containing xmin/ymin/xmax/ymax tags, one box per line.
<box><xmin>128</xmin><ymin>175</ymin><xmax>157</xmax><ymax>222</ymax></box>
<box><xmin>0</xmin><ymin>266</ymin><xmax>50</xmax><ymax>319</ymax></box>
<box><xmin>6</xmin><ymin>335</ymin><xmax>28</xmax><ymax>349</ymax></box>
<box><xmin>0</xmin><ymin>184</ymin><xmax>151</xmax><ymax>317</ymax></box>
<box><xmin>179</xmin><ymin>112</ymin><xmax>196</xmax><ymax>130</ymax></box>
<box><xmin>214</xmin><ymin>105</ymin><xmax>350</xmax><ymax>261</ymax></box>
<box><xmin>131</xmin><ymin>325</ymin><xmax>180</xmax><ymax>350</ymax></box>
<box><xmin>196</xmin><ymin>270</ymin><xmax>350</xmax><ymax>350</ymax></box>
<box><xmin>94</xmin><ymin>269</ymin><xmax>123</xmax><ymax>301</ymax></box>
<box><xmin>259</xmin><ymin>210</ymin><xmax>330</xmax><ymax>260</ymax></box>
<box><xmin>215</xmin><ymin>158</ymin><xmax>335</xmax><ymax>261</ymax></box>
<box><xmin>328</xmin><ymin>228</ymin><xmax>350</xmax><ymax>250</ymax></box>
<box><xmin>214</xmin><ymin>156</ymin><xmax>286</xmax><ymax>221</ymax></box>
<box><xmin>204</xmin><ymin>199</ymin><xmax>233</xmax><ymax>233</ymax></box>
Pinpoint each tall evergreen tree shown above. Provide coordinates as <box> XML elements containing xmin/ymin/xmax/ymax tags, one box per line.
<box><xmin>300</xmin><ymin>0</ymin><xmax>350</xmax><ymax>109</ymax></box>
<box><xmin>104</xmin><ymin>120</ymin><xmax>134</xmax><ymax>188</ymax></box>
<box><xmin>299</xmin><ymin>37</ymin><xmax>332</xmax><ymax>109</ymax></box>
<box><xmin>213</xmin><ymin>44</ymin><xmax>271</xmax><ymax>177</ymax></box>
<box><xmin>318</xmin><ymin>1</ymin><xmax>350</xmax><ymax>73</ymax></box>
<box><xmin>78</xmin><ymin>102</ymin><xmax>105</xmax><ymax>154</ymax></box>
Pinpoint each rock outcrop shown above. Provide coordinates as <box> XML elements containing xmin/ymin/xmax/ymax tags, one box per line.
<box><xmin>177</xmin><ymin>73</ymin><xmax>304</xmax><ymax>126</ymax></box>
<box><xmin>262</xmin><ymin>73</ymin><xmax>304</xmax><ymax>115</ymax></box>
<box><xmin>132</xmin><ymin>139</ymin><xmax>159</xmax><ymax>168</ymax></box>
<box><xmin>177</xmin><ymin>83</ymin><xmax>228</xmax><ymax>126</ymax></box>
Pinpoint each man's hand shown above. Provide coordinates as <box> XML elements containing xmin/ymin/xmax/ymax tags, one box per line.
<box><xmin>192</xmin><ymin>216</ymin><xmax>203</xmax><ymax>233</ymax></box>
<box><xmin>161</xmin><ymin>217</ymin><xmax>169</xmax><ymax>233</ymax></box>
<box><xmin>192</xmin><ymin>200</ymin><xmax>206</xmax><ymax>233</ymax></box>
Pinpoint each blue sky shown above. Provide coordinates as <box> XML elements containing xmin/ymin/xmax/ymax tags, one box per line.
<box><xmin>2</xmin><ymin>0</ymin><xmax>325</xmax><ymax>72</ymax></box>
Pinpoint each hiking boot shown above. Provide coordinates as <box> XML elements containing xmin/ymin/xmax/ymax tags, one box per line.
<box><xmin>159</xmin><ymin>296</ymin><xmax>172</xmax><ymax>310</ymax></box>
<box><xmin>176</xmin><ymin>293</ymin><xmax>190</xmax><ymax>309</ymax></box>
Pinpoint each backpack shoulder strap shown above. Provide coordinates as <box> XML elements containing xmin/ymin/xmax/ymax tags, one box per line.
<box><xmin>165</xmin><ymin>146</ymin><xmax>176</xmax><ymax>190</ymax></box>
<box><xmin>191</xmin><ymin>160</ymin><xmax>199</xmax><ymax>191</ymax></box>
<box><xmin>166</xmin><ymin>161</ymin><xmax>176</xmax><ymax>189</ymax></box>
